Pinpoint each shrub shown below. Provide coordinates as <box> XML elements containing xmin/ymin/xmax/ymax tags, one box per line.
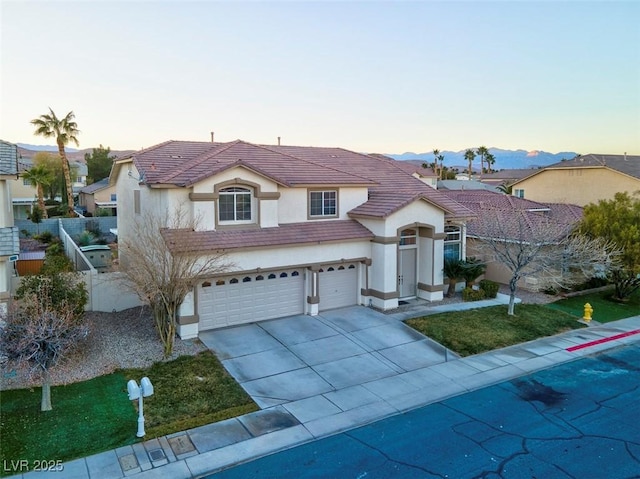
<box><xmin>461</xmin><ymin>257</ymin><xmax>487</xmax><ymax>287</ymax></box>
<box><xmin>77</xmin><ymin>230</ymin><xmax>95</xmax><ymax>247</ymax></box>
<box><xmin>479</xmin><ymin>279</ymin><xmax>499</xmax><ymax>298</ymax></box>
<box><xmin>20</xmin><ymin>229</ymin><xmax>31</xmax><ymax>238</ymax></box>
<box><xmin>34</xmin><ymin>231</ymin><xmax>54</xmax><ymax>243</ymax></box>
<box><xmin>463</xmin><ymin>287</ymin><xmax>486</xmax><ymax>301</ymax></box>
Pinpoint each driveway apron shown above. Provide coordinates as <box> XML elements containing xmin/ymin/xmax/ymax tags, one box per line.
<box><xmin>199</xmin><ymin>306</ymin><xmax>456</xmax><ymax>409</ymax></box>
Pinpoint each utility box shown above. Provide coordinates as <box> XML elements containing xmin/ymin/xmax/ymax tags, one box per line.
<box><xmin>80</xmin><ymin>245</ymin><xmax>112</xmax><ymax>270</ymax></box>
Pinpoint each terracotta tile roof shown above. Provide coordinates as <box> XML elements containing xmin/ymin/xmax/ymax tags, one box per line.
<box><xmin>161</xmin><ymin>219</ymin><xmax>374</xmax><ymax>253</ymax></box>
<box><xmin>441</xmin><ymin>190</ymin><xmax>583</xmax><ymax>241</ymax></box>
<box><xmin>125</xmin><ymin>139</ymin><xmax>472</xmax><ymax>219</ymax></box>
<box><xmin>131</xmin><ymin>140</ymin><xmax>375</xmax><ymax>187</ymax></box>
<box><xmin>392</xmin><ymin>160</ymin><xmax>437</xmax><ymax>177</ymax></box>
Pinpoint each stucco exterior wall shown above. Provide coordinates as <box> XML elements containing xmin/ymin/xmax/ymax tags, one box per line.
<box><xmin>514</xmin><ymin>167</ymin><xmax>640</xmax><ymax>206</ymax></box>
<box><xmin>8</xmin><ymin>177</ymin><xmax>36</xmax><ymax>201</ymax></box>
<box><xmin>202</xmin><ymin>240</ymin><xmax>371</xmax><ymax>273</ymax></box>
<box><xmin>278</xmin><ymin>186</ymin><xmax>368</xmax><ymax>224</ymax></box>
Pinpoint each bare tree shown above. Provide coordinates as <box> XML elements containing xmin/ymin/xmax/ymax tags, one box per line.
<box><xmin>1</xmin><ymin>284</ymin><xmax>89</xmax><ymax>411</ymax></box>
<box><xmin>470</xmin><ymin>207</ymin><xmax>618</xmax><ymax>315</ymax></box>
<box><xmin>119</xmin><ymin>208</ymin><xmax>232</xmax><ymax>357</ymax></box>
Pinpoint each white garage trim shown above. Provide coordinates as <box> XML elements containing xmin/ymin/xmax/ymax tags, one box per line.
<box><xmin>198</xmin><ymin>269</ymin><xmax>304</xmax><ymax>330</ymax></box>
<box><xmin>319</xmin><ymin>263</ymin><xmax>358</xmax><ymax>311</ymax></box>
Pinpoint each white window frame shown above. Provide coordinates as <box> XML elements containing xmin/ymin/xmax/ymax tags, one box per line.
<box><xmin>514</xmin><ymin>189</ymin><xmax>525</xmax><ymax>198</ymax></box>
<box><xmin>309</xmin><ymin>190</ymin><xmax>337</xmax><ymax>218</ymax></box>
<box><xmin>444</xmin><ymin>225</ymin><xmax>461</xmax><ymax>262</ymax></box>
<box><xmin>218</xmin><ymin>187</ymin><xmax>255</xmax><ymax>224</ymax></box>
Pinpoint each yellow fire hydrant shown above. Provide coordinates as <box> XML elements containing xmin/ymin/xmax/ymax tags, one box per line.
<box><xmin>583</xmin><ymin>303</ymin><xmax>593</xmax><ymax>322</ymax></box>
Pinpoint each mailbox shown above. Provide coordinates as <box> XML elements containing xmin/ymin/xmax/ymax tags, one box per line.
<box><xmin>140</xmin><ymin>377</ymin><xmax>154</xmax><ymax>397</ymax></box>
<box><xmin>127</xmin><ymin>379</ymin><xmax>140</xmax><ymax>400</ymax></box>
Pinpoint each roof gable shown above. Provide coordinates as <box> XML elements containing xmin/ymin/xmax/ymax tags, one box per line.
<box><xmin>512</xmin><ymin>153</ymin><xmax>640</xmax><ymax>185</ymax></box>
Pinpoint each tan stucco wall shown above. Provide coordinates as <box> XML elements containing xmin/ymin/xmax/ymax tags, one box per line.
<box><xmin>514</xmin><ymin>167</ymin><xmax>640</xmax><ymax>206</ymax></box>
<box><xmin>8</xmin><ymin>177</ymin><xmax>37</xmax><ymax>201</ymax></box>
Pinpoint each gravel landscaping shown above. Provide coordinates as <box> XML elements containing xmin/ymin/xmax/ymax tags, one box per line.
<box><xmin>1</xmin><ymin>306</ymin><xmax>207</xmax><ymax>391</ymax></box>
<box><xmin>1</xmin><ymin>286</ymin><xmax>556</xmax><ymax>392</ymax></box>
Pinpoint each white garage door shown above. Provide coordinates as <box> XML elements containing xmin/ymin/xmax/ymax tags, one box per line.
<box><xmin>199</xmin><ymin>269</ymin><xmax>305</xmax><ymax>330</ymax></box>
<box><xmin>319</xmin><ymin>263</ymin><xmax>358</xmax><ymax>311</ymax></box>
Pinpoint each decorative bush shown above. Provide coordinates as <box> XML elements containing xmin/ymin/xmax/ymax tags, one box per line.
<box><xmin>34</xmin><ymin>231</ymin><xmax>54</xmax><ymax>243</ymax></box>
<box><xmin>479</xmin><ymin>279</ymin><xmax>499</xmax><ymax>298</ymax></box>
<box><xmin>463</xmin><ymin>287</ymin><xmax>486</xmax><ymax>301</ymax></box>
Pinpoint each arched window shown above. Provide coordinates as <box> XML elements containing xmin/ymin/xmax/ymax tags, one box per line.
<box><xmin>348</xmin><ymin>264</ymin><xmax>356</xmax><ymax>269</ymax></box>
<box><xmin>268</xmin><ymin>273</ymin><xmax>276</xmax><ymax>279</ymax></box>
<box><xmin>280</xmin><ymin>272</ymin><xmax>288</xmax><ymax>278</ymax></box>
<box><xmin>291</xmin><ymin>271</ymin><xmax>300</xmax><ymax>276</ymax></box>
<box><xmin>328</xmin><ymin>267</ymin><xmax>335</xmax><ymax>271</ymax></box>
<box><xmin>338</xmin><ymin>265</ymin><xmax>345</xmax><ymax>270</ymax></box>
<box><xmin>444</xmin><ymin>225</ymin><xmax>461</xmax><ymax>261</ymax></box>
<box><xmin>242</xmin><ymin>276</ymin><xmax>251</xmax><ymax>282</ymax></box>
<box><xmin>230</xmin><ymin>278</ymin><xmax>239</xmax><ymax>284</ymax></box>
<box><xmin>256</xmin><ymin>275</ymin><xmax>264</xmax><ymax>281</ymax></box>
<box><xmin>219</xmin><ymin>187</ymin><xmax>254</xmax><ymax>223</ymax></box>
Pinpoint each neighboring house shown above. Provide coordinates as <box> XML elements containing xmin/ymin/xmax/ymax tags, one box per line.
<box><xmin>112</xmin><ymin>139</ymin><xmax>474</xmax><ymax>338</ymax></box>
<box><xmin>479</xmin><ymin>168</ymin><xmax>539</xmax><ymax>189</ymax></box>
<box><xmin>509</xmin><ymin>154</ymin><xmax>640</xmax><ymax>206</ymax></box>
<box><xmin>71</xmin><ymin>161</ymin><xmax>88</xmax><ymax>194</ymax></box>
<box><xmin>437</xmin><ymin>180</ymin><xmax>499</xmax><ymax>192</ymax></box>
<box><xmin>10</xmin><ymin>160</ymin><xmax>38</xmax><ymax>219</ymax></box>
<box><xmin>0</xmin><ymin>140</ymin><xmax>20</xmax><ymax>311</ymax></box>
<box><xmin>78</xmin><ymin>178</ymin><xmax>117</xmax><ymax>216</ymax></box>
<box><xmin>441</xmin><ymin>190</ymin><xmax>583</xmax><ymax>290</ymax></box>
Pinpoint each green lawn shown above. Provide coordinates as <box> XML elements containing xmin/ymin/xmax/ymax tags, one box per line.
<box><xmin>406</xmin><ymin>304</ymin><xmax>585</xmax><ymax>357</ymax></box>
<box><xmin>0</xmin><ymin>351</ymin><xmax>257</xmax><ymax>476</ymax></box>
<box><xmin>545</xmin><ymin>289</ymin><xmax>640</xmax><ymax>323</ymax></box>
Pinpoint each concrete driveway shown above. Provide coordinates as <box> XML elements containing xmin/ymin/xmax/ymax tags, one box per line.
<box><xmin>199</xmin><ymin>306</ymin><xmax>457</xmax><ymax>409</ymax></box>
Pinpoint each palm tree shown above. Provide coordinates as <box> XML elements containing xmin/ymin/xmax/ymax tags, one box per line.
<box><xmin>433</xmin><ymin>149</ymin><xmax>445</xmax><ymax>180</ymax></box>
<box><xmin>476</xmin><ymin>146</ymin><xmax>489</xmax><ymax>179</ymax></box>
<box><xmin>485</xmin><ymin>152</ymin><xmax>496</xmax><ymax>173</ymax></box>
<box><xmin>31</xmin><ymin>108</ymin><xmax>80</xmax><ymax>216</ymax></box>
<box><xmin>22</xmin><ymin>165</ymin><xmax>53</xmax><ymax>219</ymax></box>
<box><xmin>464</xmin><ymin>148</ymin><xmax>476</xmax><ymax>178</ymax></box>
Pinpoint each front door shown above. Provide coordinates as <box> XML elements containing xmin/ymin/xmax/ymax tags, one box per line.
<box><xmin>399</xmin><ymin>248</ymin><xmax>417</xmax><ymax>298</ymax></box>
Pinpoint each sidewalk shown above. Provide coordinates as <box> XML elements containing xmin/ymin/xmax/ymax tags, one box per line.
<box><xmin>12</xmin><ymin>298</ymin><xmax>640</xmax><ymax>479</ymax></box>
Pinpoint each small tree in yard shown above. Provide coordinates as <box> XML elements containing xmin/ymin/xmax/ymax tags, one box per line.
<box><xmin>1</xmin><ymin>276</ymin><xmax>89</xmax><ymax>411</ymax></box>
<box><xmin>119</xmin><ymin>208</ymin><xmax>232</xmax><ymax>357</ymax></box>
<box><xmin>471</xmin><ymin>207</ymin><xmax>618</xmax><ymax>315</ymax></box>
<box><xmin>578</xmin><ymin>192</ymin><xmax>640</xmax><ymax>301</ymax></box>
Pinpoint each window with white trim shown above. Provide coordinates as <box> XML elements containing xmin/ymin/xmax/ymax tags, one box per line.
<box><xmin>218</xmin><ymin>187</ymin><xmax>254</xmax><ymax>223</ymax></box>
<box><xmin>309</xmin><ymin>190</ymin><xmax>337</xmax><ymax>217</ymax></box>
<box><xmin>444</xmin><ymin>225</ymin><xmax>461</xmax><ymax>261</ymax></box>
<box><xmin>514</xmin><ymin>189</ymin><xmax>525</xmax><ymax>198</ymax></box>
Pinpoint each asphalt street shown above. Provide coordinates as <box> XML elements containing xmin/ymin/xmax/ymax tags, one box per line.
<box><xmin>207</xmin><ymin>345</ymin><xmax>640</xmax><ymax>479</ymax></box>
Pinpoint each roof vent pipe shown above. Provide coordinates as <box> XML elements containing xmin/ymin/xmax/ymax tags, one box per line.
<box><xmin>278</xmin><ymin>136</ymin><xmax>281</xmax><ymax>146</ymax></box>
<box><xmin>624</xmin><ymin>152</ymin><xmax>627</xmax><ymax>161</ymax></box>
<box><xmin>210</xmin><ymin>131</ymin><xmax>215</xmax><ymax>143</ymax></box>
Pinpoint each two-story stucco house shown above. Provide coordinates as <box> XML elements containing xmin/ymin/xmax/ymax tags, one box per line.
<box><xmin>111</xmin><ymin>140</ymin><xmax>474</xmax><ymax>338</ymax></box>
<box><xmin>509</xmin><ymin>154</ymin><xmax>640</xmax><ymax>206</ymax></box>
<box><xmin>0</xmin><ymin>141</ymin><xmax>20</xmax><ymax>311</ymax></box>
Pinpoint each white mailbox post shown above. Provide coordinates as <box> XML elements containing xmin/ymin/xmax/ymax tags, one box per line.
<box><xmin>127</xmin><ymin>377</ymin><xmax>154</xmax><ymax>437</ymax></box>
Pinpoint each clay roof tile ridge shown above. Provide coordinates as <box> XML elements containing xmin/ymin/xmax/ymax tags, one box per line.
<box><xmin>157</xmin><ymin>140</ymin><xmax>243</xmax><ymax>184</ymax></box>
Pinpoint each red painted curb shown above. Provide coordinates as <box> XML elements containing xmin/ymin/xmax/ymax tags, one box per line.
<box><xmin>566</xmin><ymin>329</ymin><xmax>640</xmax><ymax>352</ymax></box>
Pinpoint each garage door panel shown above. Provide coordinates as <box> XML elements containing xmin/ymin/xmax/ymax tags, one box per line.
<box><xmin>199</xmin><ymin>270</ymin><xmax>304</xmax><ymax>330</ymax></box>
<box><xmin>319</xmin><ymin>264</ymin><xmax>358</xmax><ymax>311</ymax></box>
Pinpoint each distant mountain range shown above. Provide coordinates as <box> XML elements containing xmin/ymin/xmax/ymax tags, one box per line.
<box><xmin>16</xmin><ymin>143</ymin><xmax>135</xmax><ymax>163</ymax></box>
<box><xmin>386</xmin><ymin>148</ymin><xmax>578</xmax><ymax>171</ymax></box>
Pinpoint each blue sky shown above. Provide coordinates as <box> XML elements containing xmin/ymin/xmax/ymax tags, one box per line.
<box><xmin>1</xmin><ymin>1</ymin><xmax>638</xmax><ymax>155</ymax></box>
